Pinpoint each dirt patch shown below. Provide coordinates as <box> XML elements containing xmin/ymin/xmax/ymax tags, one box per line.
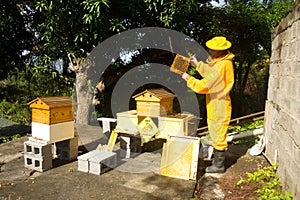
<box><xmin>194</xmin><ymin>144</ymin><xmax>270</xmax><ymax>200</ymax></box>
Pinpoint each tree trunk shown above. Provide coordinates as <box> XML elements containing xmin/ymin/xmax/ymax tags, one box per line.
<box><xmin>71</xmin><ymin>57</ymin><xmax>95</xmax><ymax>125</ymax></box>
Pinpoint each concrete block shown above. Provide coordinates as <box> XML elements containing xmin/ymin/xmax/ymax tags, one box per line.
<box><xmin>24</xmin><ymin>140</ymin><xmax>52</xmax><ymax>158</ymax></box>
<box><xmin>77</xmin><ymin>151</ymin><xmax>94</xmax><ymax>173</ymax></box>
<box><xmin>56</xmin><ymin>147</ymin><xmax>78</xmax><ymax>161</ymax></box>
<box><xmin>88</xmin><ymin>151</ymin><xmax>117</xmax><ymax>175</ymax></box>
<box><xmin>24</xmin><ymin>153</ymin><xmax>52</xmax><ymax>172</ymax></box>
<box><xmin>55</xmin><ymin>136</ymin><xmax>78</xmax><ymax>149</ymax></box>
<box><xmin>119</xmin><ymin>135</ymin><xmax>142</xmax><ymax>159</ymax></box>
<box><xmin>77</xmin><ymin>150</ymin><xmax>117</xmax><ymax>175</ymax></box>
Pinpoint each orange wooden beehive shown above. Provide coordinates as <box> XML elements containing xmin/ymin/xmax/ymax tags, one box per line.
<box><xmin>28</xmin><ymin>96</ymin><xmax>74</xmax><ymax>125</ymax></box>
<box><xmin>132</xmin><ymin>88</ymin><xmax>175</xmax><ymax>117</ymax></box>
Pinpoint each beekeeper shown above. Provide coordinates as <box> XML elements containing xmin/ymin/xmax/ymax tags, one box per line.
<box><xmin>182</xmin><ymin>36</ymin><xmax>234</xmax><ymax>173</ymax></box>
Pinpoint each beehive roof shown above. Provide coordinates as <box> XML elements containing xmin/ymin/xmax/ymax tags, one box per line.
<box><xmin>28</xmin><ymin>96</ymin><xmax>73</xmax><ymax>108</ymax></box>
<box><xmin>132</xmin><ymin>88</ymin><xmax>175</xmax><ymax>99</ymax></box>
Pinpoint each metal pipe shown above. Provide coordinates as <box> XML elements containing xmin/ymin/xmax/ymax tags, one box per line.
<box><xmin>226</xmin><ymin>127</ymin><xmax>264</xmax><ymax>142</ymax></box>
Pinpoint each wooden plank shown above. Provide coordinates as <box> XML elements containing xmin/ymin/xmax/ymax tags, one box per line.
<box><xmin>50</xmin><ymin>107</ymin><xmax>74</xmax><ymax>124</ymax></box>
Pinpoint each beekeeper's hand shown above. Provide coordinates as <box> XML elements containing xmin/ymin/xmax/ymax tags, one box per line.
<box><xmin>190</xmin><ymin>55</ymin><xmax>198</xmax><ymax>66</ymax></box>
<box><xmin>182</xmin><ymin>72</ymin><xmax>191</xmax><ymax>81</ymax></box>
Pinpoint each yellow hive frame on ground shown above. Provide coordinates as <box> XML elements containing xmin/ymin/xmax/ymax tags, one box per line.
<box><xmin>160</xmin><ymin>135</ymin><xmax>200</xmax><ymax>180</ymax></box>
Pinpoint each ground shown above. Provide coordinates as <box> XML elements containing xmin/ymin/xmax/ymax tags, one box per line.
<box><xmin>194</xmin><ymin>144</ymin><xmax>270</xmax><ymax>200</ymax></box>
<box><xmin>0</xmin><ymin>118</ymin><xmax>270</xmax><ymax>200</ymax></box>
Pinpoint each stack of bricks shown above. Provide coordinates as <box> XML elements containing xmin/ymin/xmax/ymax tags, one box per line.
<box><xmin>24</xmin><ymin>96</ymin><xmax>78</xmax><ymax>172</ymax></box>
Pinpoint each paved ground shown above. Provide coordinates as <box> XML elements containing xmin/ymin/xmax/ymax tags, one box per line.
<box><xmin>0</xmin><ymin>123</ymin><xmax>196</xmax><ymax>200</ymax></box>
<box><xmin>0</xmin><ymin>119</ymin><xmax>268</xmax><ymax>200</ymax></box>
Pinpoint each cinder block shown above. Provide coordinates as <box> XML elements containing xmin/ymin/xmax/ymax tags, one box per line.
<box><xmin>88</xmin><ymin>151</ymin><xmax>117</xmax><ymax>175</ymax></box>
<box><xmin>24</xmin><ymin>153</ymin><xmax>52</xmax><ymax>172</ymax></box>
<box><xmin>77</xmin><ymin>151</ymin><xmax>96</xmax><ymax>173</ymax></box>
<box><xmin>119</xmin><ymin>135</ymin><xmax>142</xmax><ymax>159</ymax></box>
<box><xmin>55</xmin><ymin>136</ymin><xmax>78</xmax><ymax>149</ymax></box>
<box><xmin>24</xmin><ymin>140</ymin><xmax>52</xmax><ymax>158</ymax></box>
<box><xmin>77</xmin><ymin>150</ymin><xmax>117</xmax><ymax>175</ymax></box>
<box><xmin>56</xmin><ymin>147</ymin><xmax>78</xmax><ymax>161</ymax></box>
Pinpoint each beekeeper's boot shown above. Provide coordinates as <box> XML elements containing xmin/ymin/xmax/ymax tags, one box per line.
<box><xmin>206</xmin><ymin>149</ymin><xmax>226</xmax><ymax>173</ymax></box>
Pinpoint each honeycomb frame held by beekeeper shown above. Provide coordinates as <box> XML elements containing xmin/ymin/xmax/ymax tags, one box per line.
<box><xmin>181</xmin><ymin>36</ymin><xmax>234</xmax><ymax>173</ymax></box>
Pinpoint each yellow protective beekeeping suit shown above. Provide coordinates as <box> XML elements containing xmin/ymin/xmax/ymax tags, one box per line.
<box><xmin>187</xmin><ymin>53</ymin><xmax>235</xmax><ymax>151</ymax></box>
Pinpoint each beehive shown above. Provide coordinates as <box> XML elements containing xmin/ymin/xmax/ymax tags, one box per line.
<box><xmin>132</xmin><ymin>88</ymin><xmax>175</xmax><ymax>116</ymax></box>
<box><xmin>28</xmin><ymin>96</ymin><xmax>74</xmax><ymax>125</ymax></box>
<box><xmin>156</xmin><ymin>114</ymin><xmax>198</xmax><ymax>139</ymax></box>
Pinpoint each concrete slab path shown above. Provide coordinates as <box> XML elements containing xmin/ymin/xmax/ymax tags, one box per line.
<box><xmin>0</xmin><ymin>124</ymin><xmax>196</xmax><ymax>200</ymax></box>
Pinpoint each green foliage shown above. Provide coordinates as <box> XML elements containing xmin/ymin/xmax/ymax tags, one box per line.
<box><xmin>0</xmin><ymin>65</ymin><xmax>74</xmax><ymax>125</ymax></box>
<box><xmin>237</xmin><ymin>165</ymin><xmax>293</xmax><ymax>200</ymax></box>
<box><xmin>228</xmin><ymin>120</ymin><xmax>264</xmax><ymax>133</ymax></box>
<box><xmin>0</xmin><ymin>100</ymin><xmax>31</xmax><ymax>125</ymax></box>
<box><xmin>68</xmin><ymin>167</ymin><xmax>74</xmax><ymax>173</ymax></box>
<box><xmin>228</xmin><ymin>120</ymin><xmax>264</xmax><ymax>146</ymax></box>
<box><xmin>0</xmin><ymin>1</ymin><xmax>35</xmax><ymax>79</ymax></box>
<box><xmin>0</xmin><ymin>134</ymin><xmax>23</xmax><ymax>144</ymax></box>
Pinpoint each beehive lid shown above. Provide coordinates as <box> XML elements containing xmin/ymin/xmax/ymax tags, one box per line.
<box><xmin>132</xmin><ymin>88</ymin><xmax>175</xmax><ymax>100</ymax></box>
<box><xmin>28</xmin><ymin>96</ymin><xmax>73</xmax><ymax>109</ymax></box>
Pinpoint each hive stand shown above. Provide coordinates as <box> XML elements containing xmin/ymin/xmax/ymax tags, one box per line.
<box><xmin>24</xmin><ymin>140</ymin><xmax>52</xmax><ymax>172</ymax></box>
<box><xmin>77</xmin><ymin>150</ymin><xmax>117</xmax><ymax>175</ymax></box>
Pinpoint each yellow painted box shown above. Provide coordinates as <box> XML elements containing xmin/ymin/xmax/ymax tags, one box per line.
<box><xmin>28</xmin><ymin>96</ymin><xmax>74</xmax><ymax>125</ymax></box>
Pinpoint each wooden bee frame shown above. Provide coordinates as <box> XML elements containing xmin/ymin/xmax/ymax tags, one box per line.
<box><xmin>170</xmin><ymin>54</ymin><xmax>190</xmax><ymax>75</ymax></box>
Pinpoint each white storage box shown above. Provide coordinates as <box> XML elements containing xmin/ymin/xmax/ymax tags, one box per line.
<box><xmin>31</xmin><ymin>121</ymin><xmax>74</xmax><ymax>143</ymax></box>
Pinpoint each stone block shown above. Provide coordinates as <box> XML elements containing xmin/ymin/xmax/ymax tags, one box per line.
<box><xmin>88</xmin><ymin>151</ymin><xmax>117</xmax><ymax>175</ymax></box>
<box><xmin>24</xmin><ymin>140</ymin><xmax>52</xmax><ymax>158</ymax></box>
<box><xmin>56</xmin><ymin>147</ymin><xmax>78</xmax><ymax>161</ymax></box>
<box><xmin>24</xmin><ymin>153</ymin><xmax>52</xmax><ymax>172</ymax></box>
<box><xmin>77</xmin><ymin>151</ymin><xmax>96</xmax><ymax>173</ymax></box>
<box><xmin>77</xmin><ymin>150</ymin><xmax>117</xmax><ymax>175</ymax></box>
<box><xmin>55</xmin><ymin>136</ymin><xmax>78</xmax><ymax>149</ymax></box>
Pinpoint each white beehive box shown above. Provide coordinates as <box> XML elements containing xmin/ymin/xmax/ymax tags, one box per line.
<box><xmin>31</xmin><ymin>121</ymin><xmax>74</xmax><ymax>143</ymax></box>
<box><xmin>156</xmin><ymin>114</ymin><xmax>198</xmax><ymax>139</ymax></box>
<box><xmin>116</xmin><ymin>110</ymin><xmax>139</xmax><ymax>134</ymax></box>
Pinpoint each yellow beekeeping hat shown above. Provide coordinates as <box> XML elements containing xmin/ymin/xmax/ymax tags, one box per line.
<box><xmin>206</xmin><ymin>36</ymin><xmax>232</xmax><ymax>50</ymax></box>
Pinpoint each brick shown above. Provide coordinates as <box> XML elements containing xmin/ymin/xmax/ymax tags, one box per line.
<box><xmin>24</xmin><ymin>153</ymin><xmax>52</xmax><ymax>172</ymax></box>
<box><xmin>24</xmin><ymin>140</ymin><xmax>52</xmax><ymax>158</ymax></box>
<box><xmin>88</xmin><ymin>151</ymin><xmax>117</xmax><ymax>175</ymax></box>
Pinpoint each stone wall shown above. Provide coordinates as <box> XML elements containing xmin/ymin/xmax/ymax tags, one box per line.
<box><xmin>264</xmin><ymin>1</ymin><xmax>300</xmax><ymax>198</ymax></box>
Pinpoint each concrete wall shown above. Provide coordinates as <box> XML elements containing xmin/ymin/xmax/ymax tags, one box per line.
<box><xmin>264</xmin><ymin>1</ymin><xmax>300</xmax><ymax>198</ymax></box>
